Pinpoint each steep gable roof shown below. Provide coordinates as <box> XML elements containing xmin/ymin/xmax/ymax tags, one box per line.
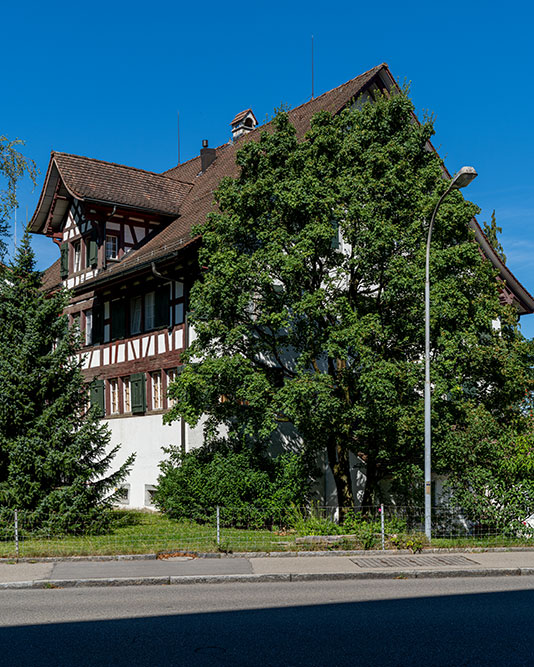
<box><xmin>30</xmin><ymin>153</ymin><xmax>193</xmax><ymax>234</ymax></box>
<box><xmin>78</xmin><ymin>64</ymin><xmax>388</xmax><ymax>287</ymax></box>
<box><xmin>54</xmin><ymin>153</ymin><xmax>192</xmax><ymax>213</ymax></box>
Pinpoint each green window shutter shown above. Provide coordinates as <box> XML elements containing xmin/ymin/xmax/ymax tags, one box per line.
<box><xmin>89</xmin><ymin>379</ymin><xmax>105</xmax><ymax>417</ymax></box>
<box><xmin>111</xmin><ymin>298</ymin><xmax>126</xmax><ymax>340</ymax></box>
<box><xmin>330</xmin><ymin>219</ymin><xmax>340</xmax><ymax>249</ymax></box>
<box><xmin>88</xmin><ymin>239</ymin><xmax>98</xmax><ymax>267</ymax></box>
<box><xmin>60</xmin><ymin>243</ymin><xmax>69</xmax><ymax>278</ymax></box>
<box><xmin>130</xmin><ymin>373</ymin><xmax>146</xmax><ymax>414</ymax></box>
<box><xmin>155</xmin><ymin>284</ymin><xmax>170</xmax><ymax>329</ymax></box>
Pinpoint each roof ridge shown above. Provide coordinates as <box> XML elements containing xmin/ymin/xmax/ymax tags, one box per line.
<box><xmin>226</xmin><ymin>63</ymin><xmax>387</xmax><ymax>150</ymax></box>
<box><xmin>52</xmin><ymin>152</ymin><xmax>193</xmax><ymax>186</ymax></box>
<box><xmin>290</xmin><ymin>63</ymin><xmax>386</xmax><ymax>116</ymax></box>
<box><xmin>162</xmin><ymin>64</ymin><xmax>386</xmax><ymax>175</ymax></box>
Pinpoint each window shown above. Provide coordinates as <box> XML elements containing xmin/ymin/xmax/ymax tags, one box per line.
<box><xmin>145</xmin><ymin>291</ymin><xmax>155</xmax><ymax>330</ymax></box>
<box><xmin>109</xmin><ymin>379</ymin><xmax>119</xmax><ymax>414</ymax></box>
<box><xmin>130</xmin><ymin>296</ymin><xmax>142</xmax><ymax>334</ymax></box>
<box><xmin>171</xmin><ymin>281</ymin><xmax>185</xmax><ymax>326</ymax></box>
<box><xmin>144</xmin><ymin>485</ymin><xmax>156</xmax><ymax>507</ymax></box>
<box><xmin>85</xmin><ymin>309</ymin><xmax>93</xmax><ymax>346</ymax></box>
<box><xmin>123</xmin><ymin>377</ymin><xmax>131</xmax><ymax>413</ymax></box>
<box><xmin>167</xmin><ymin>368</ymin><xmax>180</xmax><ymax>407</ymax></box>
<box><xmin>73</xmin><ymin>241</ymin><xmax>82</xmax><ymax>272</ymax></box>
<box><xmin>151</xmin><ymin>371</ymin><xmax>162</xmax><ymax>410</ymax></box>
<box><xmin>115</xmin><ymin>484</ymin><xmax>130</xmax><ymax>506</ymax></box>
<box><xmin>105</xmin><ymin>235</ymin><xmax>118</xmax><ymax>260</ymax></box>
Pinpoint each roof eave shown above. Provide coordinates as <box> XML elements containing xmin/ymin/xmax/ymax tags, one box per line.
<box><xmin>470</xmin><ymin>220</ymin><xmax>534</xmax><ymax>315</ymax></box>
<box><xmin>72</xmin><ymin>235</ymin><xmax>201</xmax><ymax>293</ymax></box>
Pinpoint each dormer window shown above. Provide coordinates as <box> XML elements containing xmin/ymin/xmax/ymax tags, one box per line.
<box><xmin>106</xmin><ymin>234</ymin><xmax>118</xmax><ymax>260</ymax></box>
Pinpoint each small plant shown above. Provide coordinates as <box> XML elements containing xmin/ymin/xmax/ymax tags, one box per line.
<box><xmin>215</xmin><ymin>538</ymin><xmax>232</xmax><ymax>554</ymax></box>
<box><xmin>405</xmin><ymin>536</ymin><xmax>424</xmax><ymax>554</ymax></box>
<box><xmin>388</xmin><ymin>533</ymin><xmax>426</xmax><ymax>553</ymax></box>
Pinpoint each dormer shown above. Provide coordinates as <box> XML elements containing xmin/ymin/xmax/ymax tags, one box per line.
<box><xmin>230</xmin><ymin>109</ymin><xmax>258</xmax><ymax>141</ymax></box>
<box><xmin>29</xmin><ymin>152</ymin><xmax>193</xmax><ymax>286</ymax></box>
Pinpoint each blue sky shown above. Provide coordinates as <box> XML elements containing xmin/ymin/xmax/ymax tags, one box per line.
<box><xmin>4</xmin><ymin>0</ymin><xmax>534</xmax><ymax>335</ymax></box>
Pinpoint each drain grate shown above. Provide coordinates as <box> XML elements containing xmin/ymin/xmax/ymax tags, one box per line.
<box><xmin>351</xmin><ymin>554</ymin><xmax>478</xmax><ymax>569</ymax></box>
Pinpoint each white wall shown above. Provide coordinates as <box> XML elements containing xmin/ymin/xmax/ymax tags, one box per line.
<box><xmin>105</xmin><ymin>414</ymin><xmax>180</xmax><ymax>509</ymax></box>
<box><xmin>106</xmin><ymin>413</ymin><xmax>206</xmax><ymax>508</ymax></box>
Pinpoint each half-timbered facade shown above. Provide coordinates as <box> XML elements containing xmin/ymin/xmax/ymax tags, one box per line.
<box><xmin>30</xmin><ymin>63</ymin><xmax>534</xmax><ymax>508</ymax></box>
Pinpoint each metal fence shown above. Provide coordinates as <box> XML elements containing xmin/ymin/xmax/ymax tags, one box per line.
<box><xmin>1</xmin><ymin>504</ymin><xmax>533</xmax><ymax>559</ymax></box>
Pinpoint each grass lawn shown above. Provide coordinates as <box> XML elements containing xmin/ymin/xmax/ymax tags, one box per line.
<box><xmin>0</xmin><ymin>511</ymin><xmax>295</xmax><ymax>558</ymax></box>
<box><xmin>2</xmin><ymin>511</ymin><xmax>533</xmax><ymax>558</ymax></box>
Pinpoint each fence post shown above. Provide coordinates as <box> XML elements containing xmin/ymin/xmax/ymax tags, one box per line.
<box><xmin>216</xmin><ymin>505</ymin><xmax>220</xmax><ymax>545</ymax></box>
<box><xmin>380</xmin><ymin>504</ymin><xmax>385</xmax><ymax>551</ymax></box>
<box><xmin>14</xmin><ymin>509</ymin><xmax>19</xmax><ymax>562</ymax></box>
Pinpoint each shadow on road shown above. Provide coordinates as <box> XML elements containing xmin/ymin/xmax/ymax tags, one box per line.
<box><xmin>1</xmin><ymin>587</ymin><xmax>533</xmax><ymax>666</ymax></box>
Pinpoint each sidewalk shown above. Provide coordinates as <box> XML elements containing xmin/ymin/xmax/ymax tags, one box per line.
<box><xmin>2</xmin><ymin>549</ymin><xmax>534</xmax><ymax>589</ymax></box>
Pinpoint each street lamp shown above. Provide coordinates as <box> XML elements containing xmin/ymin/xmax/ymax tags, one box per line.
<box><xmin>424</xmin><ymin>166</ymin><xmax>478</xmax><ymax>540</ymax></box>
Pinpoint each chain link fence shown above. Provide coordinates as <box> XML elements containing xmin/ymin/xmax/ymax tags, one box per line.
<box><xmin>1</xmin><ymin>503</ymin><xmax>533</xmax><ymax>558</ymax></box>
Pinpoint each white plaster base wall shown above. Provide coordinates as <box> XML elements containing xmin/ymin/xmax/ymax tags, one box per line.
<box><xmin>105</xmin><ymin>414</ymin><xmax>205</xmax><ymax>509</ymax></box>
<box><xmin>106</xmin><ymin>414</ymin><xmax>179</xmax><ymax>509</ymax></box>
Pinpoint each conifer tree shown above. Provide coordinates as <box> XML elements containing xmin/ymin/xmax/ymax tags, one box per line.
<box><xmin>0</xmin><ymin>231</ymin><xmax>134</xmax><ymax>533</ymax></box>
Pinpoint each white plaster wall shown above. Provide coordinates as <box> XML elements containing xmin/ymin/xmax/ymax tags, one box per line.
<box><xmin>105</xmin><ymin>414</ymin><xmax>181</xmax><ymax>508</ymax></box>
<box><xmin>185</xmin><ymin>417</ymin><xmax>206</xmax><ymax>453</ymax></box>
<box><xmin>105</xmin><ymin>414</ymin><xmax>206</xmax><ymax>508</ymax></box>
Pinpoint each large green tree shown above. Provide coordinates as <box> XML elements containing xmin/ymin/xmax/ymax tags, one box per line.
<box><xmin>166</xmin><ymin>88</ymin><xmax>534</xmax><ymax>511</ymax></box>
<box><xmin>0</xmin><ymin>232</ymin><xmax>134</xmax><ymax>533</ymax></box>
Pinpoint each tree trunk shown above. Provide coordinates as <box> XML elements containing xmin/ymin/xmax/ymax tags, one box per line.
<box><xmin>326</xmin><ymin>438</ymin><xmax>354</xmax><ymax>523</ymax></box>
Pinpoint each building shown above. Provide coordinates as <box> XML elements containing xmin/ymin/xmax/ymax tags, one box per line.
<box><xmin>29</xmin><ymin>63</ymin><xmax>534</xmax><ymax>508</ymax></box>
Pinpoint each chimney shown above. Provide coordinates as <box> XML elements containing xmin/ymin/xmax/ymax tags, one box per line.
<box><xmin>200</xmin><ymin>139</ymin><xmax>216</xmax><ymax>172</ymax></box>
<box><xmin>230</xmin><ymin>109</ymin><xmax>258</xmax><ymax>141</ymax></box>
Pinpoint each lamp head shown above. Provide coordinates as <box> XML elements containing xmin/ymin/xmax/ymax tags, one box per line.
<box><xmin>451</xmin><ymin>166</ymin><xmax>477</xmax><ymax>189</ymax></box>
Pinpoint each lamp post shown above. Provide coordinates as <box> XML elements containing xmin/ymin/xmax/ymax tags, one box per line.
<box><xmin>424</xmin><ymin>166</ymin><xmax>478</xmax><ymax>540</ymax></box>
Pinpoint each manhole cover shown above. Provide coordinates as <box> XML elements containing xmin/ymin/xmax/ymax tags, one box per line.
<box><xmin>351</xmin><ymin>555</ymin><xmax>478</xmax><ymax>568</ymax></box>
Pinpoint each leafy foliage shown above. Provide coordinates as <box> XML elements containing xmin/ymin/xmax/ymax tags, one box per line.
<box><xmin>441</xmin><ymin>406</ymin><xmax>534</xmax><ymax>534</ymax></box>
<box><xmin>483</xmin><ymin>210</ymin><xmax>506</xmax><ymax>264</ymax></box>
<box><xmin>0</xmin><ymin>231</ymin><xmax>134</xmax><ymax>534</ymax></box>
<box><xmin>167</xmin><ymin>86</ymin><xmax>534</xmax><ymax>512</ymax></box>
<box><xmin>154</xmin><ymin>445</ymin><xmax>311</xmax><ymax>527</ymax></box>
<box><xmin>0</xmin><ymin>136</ymin><xmax>37</xmax><ymax>257</ymax></box>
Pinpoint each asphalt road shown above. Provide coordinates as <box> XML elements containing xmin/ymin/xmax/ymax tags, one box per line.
<box><xmin>2</xmin><ymin>577</ymin><xmax>534</xmax><ymax>666</ymax></box>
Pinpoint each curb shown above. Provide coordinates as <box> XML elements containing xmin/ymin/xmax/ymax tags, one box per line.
<box><xmin>1</xmin><ymin>567</ymin><xmax>533</xmax><ymax>590</ymax></box>
<box><xmin>3</xmin><ymin>545</ymin><xmax>534</xmax><ymax>564</ymax></box>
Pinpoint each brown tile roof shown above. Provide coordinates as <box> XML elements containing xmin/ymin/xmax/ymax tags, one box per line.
<box><xmin>162</xmin><ymin>154</ymin><xmax>202</xmax><ymax>183</ymax></box>
<box><xmin>41</xmin><ymin>258</ymin><xmax>61</xmax><ymax>292</ymax></box>
<box><xmin>77</xmin><ymin>64</ymin><xmax>386</xmax><ymax>287</ymax></box>
<box><xmin>53</xmin><ymin>152</ymin><xmax>193</xmax><ymax>215</ymax></box>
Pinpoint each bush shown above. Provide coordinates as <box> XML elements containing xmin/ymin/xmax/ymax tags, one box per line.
<box><xmin>289</xmin><ymin>509</ymin><xmax>410</xmax><ymax>550</ymax></box>
<box><xmin>154</xmin><ymin>445</ymin><xmax>311</xmax><ymax>528</ymax></box>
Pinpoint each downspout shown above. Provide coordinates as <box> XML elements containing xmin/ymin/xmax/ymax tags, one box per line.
<box><xmin>151</xmin><ymin>261</ymin><xmax>166</xmax><ymax>281</ymax></box>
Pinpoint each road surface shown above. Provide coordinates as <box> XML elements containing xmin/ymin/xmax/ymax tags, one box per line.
<box><xmin>1</xmin><ymin>577</ymin><xmax>533</xmax><ymax>665</ymax></box>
